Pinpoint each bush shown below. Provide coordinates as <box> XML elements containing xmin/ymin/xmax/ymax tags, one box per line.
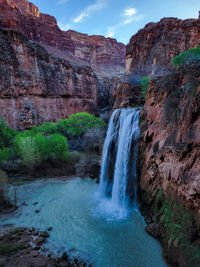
<box><xmin>141</xmin><ymin>77</ymin><xmax>150</xmax><ymax>99</ymax></box>
<box><xmin>15</xmin><ymin>136</ymin><xmax>40</xmax><ymax>170</ymax></box>
<box><xmin>0</xmin><ymin>118</ymin><xmax>17</xmax><ymax>149</ymax></box>
<box><xmin>32</xmin><ymin>122</ymin><xmax>57</xmax><ymax>135</ymax></box>
<box><xmin>57</xmin><ymin>112</ymin><xmax>106</xmax><ymax>137</ymax></box>
<box><xmin>172</xmin><ymin>45</ymin><xmax>200</xmax><ymax>66</ymax></box>
<box><xmin>0</xmin><ymin>148</ymin><xmax>10</xmax><ymax>163</ymax></box>
<box><xmin>47</xmin><ymin>133</ymin><xmax>69</xmax><ymax>161</ymax></box>
<box><xmin>14</xmin><ymin>132</ymin><xmax>69</xmax><ymax>170</ymax></box>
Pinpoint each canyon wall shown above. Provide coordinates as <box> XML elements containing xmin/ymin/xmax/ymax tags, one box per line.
<box><xmin>138</xmin><ymin>63</ymin><xmax>200</xmax><ymax>266</ymax></box>
<box><xmin>0</xmin><ymin>28</ymin><xmax>100</xmax><ymax>130</ymax></box>
<box><xmin>140</xmin><ymin>63</ymin><xmax>200</xmax><ymax>216</ymax></box>
<box><xmin>0</xmin><ymin>0</ymin><xmax>124</xmax><ymax>129</ymax></box>
<box><xmin>0</xmin><ymin>0</ymin><xmax>125</xmax><ymax>74</ymax></box>
<box><xmin>126</xmin><ymin>17</ymin><xmax>200</xmax><ymax>77</ymax></box>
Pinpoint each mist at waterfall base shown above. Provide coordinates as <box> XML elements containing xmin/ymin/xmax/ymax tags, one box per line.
<box><xmin>0</xmin><ymin>108</ymin><xmax>167</xmax><ymax>267</ymax></box>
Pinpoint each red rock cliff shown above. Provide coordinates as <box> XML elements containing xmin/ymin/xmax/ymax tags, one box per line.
<box><xmin>139</xmin><ymin>63</ymin><xmax>200</xmax><ymax>266</ymax></box>
<box><xmin>0</xmin><ymin>0</ymin><xmax>125</xmax><ymax>74</ymax></box>
<box><xmin>0</xmin><ymin>28</ymin><xmax>100</xmax><ymax>130</ymax></box>
<box><xmin>126</xmin><ymin>17</ymin><xmax>200</xmax><ymax>77</ymax></box>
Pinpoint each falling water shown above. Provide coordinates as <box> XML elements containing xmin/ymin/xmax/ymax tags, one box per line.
<box><xmin>99</xmin><ymin>108</ymin><xmax>140</xmax><ymax>217</ymax></box>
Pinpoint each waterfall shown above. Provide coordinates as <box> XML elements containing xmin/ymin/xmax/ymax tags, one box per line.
<box><xmin>99</xmin><ymin>108</ymin><xmax>140</xmax><ymax>216</ymax></box>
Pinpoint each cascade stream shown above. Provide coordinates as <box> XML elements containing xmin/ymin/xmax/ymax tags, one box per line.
<box><xmin>99</xmin><ymin>108</ymin><xmax>140</xmax><ymax>217</ymax></box>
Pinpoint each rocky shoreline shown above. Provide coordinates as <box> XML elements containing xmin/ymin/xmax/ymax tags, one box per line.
<box><xmin>0</xmin><ymin>226</ymin><xmax>90</xmax><ymax>267</ymax></box>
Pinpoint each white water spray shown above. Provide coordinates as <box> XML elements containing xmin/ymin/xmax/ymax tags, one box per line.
<box><xmin>99</xmin><ymin>108</ymin><xmax>140</xmax><ymax>217</ymax></box>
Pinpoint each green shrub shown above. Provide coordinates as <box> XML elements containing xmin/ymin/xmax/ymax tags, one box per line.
<box><xmin>172</xmin><ymin>45</ymin><xmax>200</xmax><ymax>66</ymax></box>
<box><xmin>34</xmin><ymin>134</ymin><xmax>49</xmax><ymax>161</ymax></box>
<box><xmin>0</xmin><ymin>148</ymin><xmax>10</xmax><ymax>163</ymax></box>
<box><xmin>0</xmin><ymin>118</ymin><xmax>17</xmax><ymax>149</ymax></box>
<box><xmin>32</xmin><ymin>122</ymin><xmax>57</xmax><ymax>135</ymax></box>
<box><xmin>47</xmin><ymin>133</ymin><xmax>69</xmax><ymax>161</ymax></box>
<box><xmin>57</xmin><ymin>112</ymin><xmax>106</xmax><ymax>137</ymax></box>
<box><xmin>141</xmin><ymin>77</ymin><xmax>150</xmax><ymax>99</ymax></box>
<box><xmin>14</xmin><ymin>132</ymin><xmax>69</xmax><ymax>169</ymax></box>
<box><xmin>15</xmin><ymin>136</ymin><xmax>40</xmax><ymax>170</ymax></box>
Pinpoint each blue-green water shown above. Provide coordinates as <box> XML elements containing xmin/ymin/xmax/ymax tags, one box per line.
<box><xmin>0</xmin><ymin>178</ymin><xmax>167</xmax><ymax>267</ymax></box>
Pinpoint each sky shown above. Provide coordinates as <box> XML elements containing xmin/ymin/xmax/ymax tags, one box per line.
<box><xmin>30</xmin><ymin>0</ymin><xmax>200</xmax><ymax>44</ymax></box>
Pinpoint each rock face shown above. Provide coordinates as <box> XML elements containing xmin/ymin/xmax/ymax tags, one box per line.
<box><xmin>0</xmin><ymin>0</ymin><xmax>125</xmax><ymax>74</ymax></box>
<box><xmin>140</xmin><ymin>63</ymin><xmax>200</xmax><ymax>215</ymax></box>
<box><xmin>126</xmin><ymin>17</ymin><xmax>200</xmax><ymax>77</ymax></box>
<box><xmin>139</xmin><ymin>63</ymin><xmax>200</xmax><ymax>266</ymax></box>
<box><xmin>0</xmin><ymin>28</ymin><xmax>99</xmax><ymax>130</ymax></box>
<box><xmin>114</xmin><ymin>83</ymin><xmax>143</xmax><ymax>109</ymax></box>
<box><xmin>0</xmin><ymin>0</ymin><xmax>125</xmax><ymax>129</ymax></box>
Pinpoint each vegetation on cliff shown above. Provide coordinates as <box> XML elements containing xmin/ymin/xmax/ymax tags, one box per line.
<box><xmin>141</xmin><ymin>77</ymin><xmax>150</xmax><ymax>99</ymax></box>
<box><xmin>140</xmin><ymin>188</ymin><xmax>200</xmax><ymax>267</ymax></box>
<box><xmin>172</xmin><ymin>45</ymin><xmax>200</xmax><ymax>66</ymax></box>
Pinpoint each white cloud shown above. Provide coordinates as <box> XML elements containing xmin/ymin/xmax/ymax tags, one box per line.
<box><xmin>105</xmin><ymin>26</ymin><xmax>116</xmax><ymax>38</ymax></box>
<box><xmin>124</xmin><ymin>14</ymin><xmax>144</xmax><ymax>24</ymax></box>
<box><xmin>122</xmin><ymin>8</ymin><xmax>137</xmax><ymax>17</ymax></box>
<box><xmin>106</xmin><ymin>32</ymin><xmax>114</xmax><ymax>38</ymax></box>
<box><xmin>58</xmin><ymin>21</ymin><xmax>71</xmax><ymax>31</ymax></box>
<box><xmin>73</xmin><ymin>0</ymin><xmax>106</xmax><ymax>23</ymax></box>
<box><xmin>57</xmin><ymin>0</ymin><xmax>69</xmax><ymax>5</ymax></box>
<box><xmin>120</xmin><ymin>7</ymin><xmax>143</xmax><ymax>25</ymax></box>
<box><xmin>124</xmin><ymin>18</ymin><xmax>134</xmax><ymax>25</ymax></box>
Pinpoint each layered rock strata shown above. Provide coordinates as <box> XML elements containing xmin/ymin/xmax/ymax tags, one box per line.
<box><xmin>0</xmin><ymin>28</ymin><xmax>99</xmax><ymax>130</ymax></box>
<box><xmin>126</xmin><ymin>17</ymin><xmax>200</xmax><ymax>77</ymax></box>
<box><xmin>0</xmin><ymin>0</ymin><xmax>125</xmax><ymax>74</ymax></box>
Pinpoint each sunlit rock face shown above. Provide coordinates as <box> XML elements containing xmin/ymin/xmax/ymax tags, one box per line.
<box><xmin>0</xmin><ymin>0</ymin><xmax>125</xmax><ymax>129</ymax></box>
<box><xmin>0</xmin><ymin>0</ymin><xmax>125</xmax><ymax>75</ymax></box>
<box><xmin>0</xmin><ymin>28</ymin><xmax>99</xmax><ymax>130</ymax></box>
<box><xmin>126</xmin><ymin>17</ymin><xmax>200</xmax><ymax>77</ymax></box>
<box><xmin>139</xmin><ymin>63</ymin><xmax>200</xmax><ymax>219</ymax></box>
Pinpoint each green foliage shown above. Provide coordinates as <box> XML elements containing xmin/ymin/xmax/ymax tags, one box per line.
<box><xmin>172</xmin><ymin>45</ymin><xmax>200</xmax><ymax>66</ymax></box>
<box><xmin>57</xmin><ymin>112</ymin><xmax>106</xmax><ymax>137</ymax></box>
<box><xmin>34</xmin><ymin>134</ymin><xmax>49</xmax><ymax>161</ymax></box>
<box><xmin>0</xmin><ymin>148</ymin><xmax>10</xmax><ymax>163</ymax></box>
<box><xmin>158</xmin><ymin>197</ymin><xmax>200</xmax><ymax>266</ymax></box>
<box><xmin>32</xmin><ymin>122</ymin><xmax>57</xmax><ymax>135</ymax></box>
<box><xmin>141</xmin><ymin>77</ymin><xmax>150</xmax><ymax>99</ymax></box>
<box><xmin>160</xmin><ymin>200</ymin><xmax>191</xmax><ymax>245</ymax></box>
<box><xmin>47</xmin><ymin>133</ymin><xmax>69</xmax><ymax>160</ymax></box>
<box><xmin>29</xmin><ymin>113</ymin><xmax>106</xmax><ymax>139</ymax></box>
<box><xmin>14</xmin><ymin>133</ymin><xmax>69</xmax><ymax>170</ymax></box>
<box><xmin>15</xmin><ymin>136</ymin><xmax>40</xmax><ymax>170</ymax></box>
<box><xmin>0</xmin><ymin>118</ymin><xmax>17</xmax><ymax>149</ymax></box>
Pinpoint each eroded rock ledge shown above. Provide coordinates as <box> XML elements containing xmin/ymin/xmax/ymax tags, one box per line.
<box><xmin>139</xmin><ymin>63</ymin><xmax>200</xmax><ymax>267</ymax></box>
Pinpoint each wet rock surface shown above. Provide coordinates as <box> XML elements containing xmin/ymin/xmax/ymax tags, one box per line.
<box><xmin>0</xmin><ymin>227</ymin><xmax>88</xmax><ymax>267</ymax></box>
